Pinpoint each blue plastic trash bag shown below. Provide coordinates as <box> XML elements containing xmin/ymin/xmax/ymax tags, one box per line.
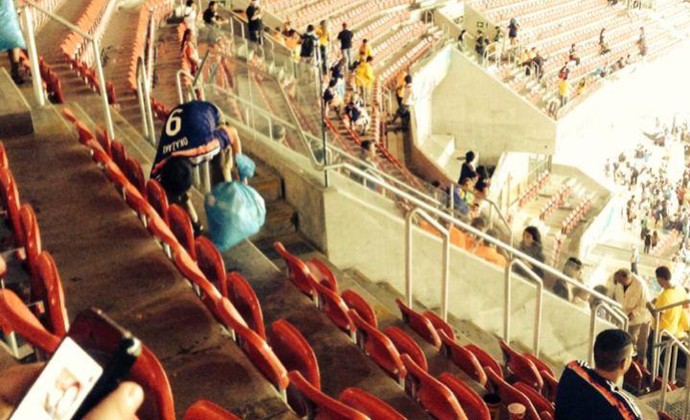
<box><xmin>205</xmin><ymin>181</ymin><xmax>266</xmax><ymax>251</ymax></box>
<box><xmin>235</xmin><ymin>154</ymin><xmax>256</xmax><ymax>181</ymax></box>
<box><xmin>0</xmin><ymin>0</ymin><xmax>26</xmax><ymax>50</ymax></box>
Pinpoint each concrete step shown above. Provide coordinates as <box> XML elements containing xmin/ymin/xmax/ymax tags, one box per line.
<box><xmin>0</xmin><ymin>69</ymin><xmax>34</xmax><ymax>137</ymax></box>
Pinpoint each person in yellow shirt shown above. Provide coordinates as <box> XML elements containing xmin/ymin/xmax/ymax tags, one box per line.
<box><xmin>648</xmin><ymin>266</ymin><xmax>689</xmax><ymax>366</ymax></box>
<box><xmin>354</xmin><ymin>56</ymin><xmax>375</xmax><ymax>106</ymax></box>
<box><xmin>315</xmin><ymin>20</ymin><xmax>330</xmax><ymax>74</ymax></box>
<box><xmin>358</xmin><ymin>39</ymin><xmax>372</xmax><ymax>63</ymax></box>
<box><xmin>558</xmin><ymin>78</ymin><xmax>570</xmax><ymax>108</ymax></box>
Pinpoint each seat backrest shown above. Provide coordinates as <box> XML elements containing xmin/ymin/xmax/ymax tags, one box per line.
<box><xmin>499</xmin><ymin>341</ymin><xmax>543</xmax><ymax>392</ymax></box>
<box><xmin>111</xmin><ymin>140</ymin><xmax>128</xmax><ymax>170</ymax></box>
<box><xmin>129</xmin><ymin>344</ymin><xmax>177</xmax><ymax>420</ymax></box>
<box><xmin>124</xmin><ymin>157</ymin><xmax>146</xmax><ymax>194</ymax></box>
<box><xmin>513</xmin><ymin>382</ymin><xmax>555</xmax><ymax>416</ymax></box>
<box><xmin>273</xmin><ymin>242</ymin><xmax>317</xmax><ymax>299</ymax></box>
<box><xmin>485</xmin><ymin>367</ymin><xmax>541</xmax><ymax>420</ymax></box>
<box><xmin>400</xmin><ymin>354</ymin><xmax>468</xmax><ymax>420</ymax></box>
<box><xmin>349</xmin><ymin>309</ymin><xmax>406</xmax><ymax>382</ymax></box>
<box><xmin>96</xmin><ymin>125</ymin><xmax>112</xmax><ymax>156</ymax></box>
<box><xmin>19</xmin><ymin>204</ymin><xmax>42</xmax><ymax>281</ymax></box>
<box><xmin>540</xmin><ymin>369</ymin><xmax>559</xmax><ymax>403</ymax></box>
<box><xmin>466</xmin><ymin>344</ymin><xmax>504</xmax><ymax>379</ymax></box>
<box><xmin>75</xmin><ymin>121</ymin><xmax>96</xmax><ymax>146</ymax></box>
<box><xmin>0</xmin><ymin>141</ymin><xmax>8</xmax><ymax>169</ymax></box>
<box><xmin>173</xmin><ymin>248</ymin><xmax>221</xmax><ymax>312</ymax></box>
<box><xmin>169</xmin><ymin>204</ymin><xmax>197</xmax><ymax>260</ymax></box>
<box><xmin>146</xmin><ymin>179</ymin><xmax>169</xmax><ymax>224</ymax></box>
<box><xmin>314</xmin><ymin>281</ymin><xmax>354</xmax><ymax>334</ymax></box>
<box><xmin>0</xmin><ymin>289</ymin><xmax>60</xmax><ymax>354</ymax></box>
<box><xmin>423</xmin><ymin>310</ymin><xmax>456</xmax><ymax>341</ymax></box>
<box><xmin>338</xmin><ymin>388</ymin><xmax>406</xmax><ymax>420</ymax></box>
<box><xmin>124</xmin><ymin>183</ymin><xmax>156</xmax><ymax>222</ymax></box>
<box><xmin>384</xmin><ymin>326</ymin><xmax>428</xmax><ymax>372</ymax></box>
<box><xmin>287</xmin><ymin>371</ymin><xmax>369</xmax><ymax>420</ymax></box>
<box><xmin>341</xmin><ymin>289</ymin><xmax>378</xmax><ymax>328</ymax></box>
<box><xmin>624</xmin><ymin>359</ymin><xmax>644</xmax><ymax>392</ymax></box>
<box><xmin>222</xmin><ymin>272</ymin><xmax>266</xmax><ymax>339</ymax></box>
<box><xmin>183</xmin><ymin>400</ymin><xmax>240</xmax><ymax>420</ymax></box>
<box><xmin>438</xmin><ymin>373</ymin><xmax>491</xmax><ymax>420</ymax></box>
<box><xmin>0</xmin><ymin>168</ymin><xmax>23</xmax><ymax>246</ymax></box>
<box><xmin>35</xmin><ymin>252</ymin><xmax>69</xmax><ymax>337</ymax></box>
<box><xmin>523</xmin><ymin>352</ymin><xmax>555</xmax><ymax>378</ymax></box>
<box><xmin>270</xmin><ymin>319</ymin><xmax>321</xmax><ymax>389</ymax></box>
<box><xmin>306</xmin><ymin>258</ymin><xmax>338</xmax><ymax>292</ymax></box>
<box><xmin>62</xmin><ymin>107</ymin><xmax>78</xmax><ymax>123</ymax></box>
<box><xmin>195</xmin><ymin>236</ymin><xmax>226</xmax><ymax>288</ymax></box>
<box><xmin>438</xmin><ymin>330</ymin><xmax>487</xmax><ymax>387</ymax></box>
<box><xmin>395</xmin><ymin>299</ymin><xmax>441</xmax><ymax>349</ymax></box>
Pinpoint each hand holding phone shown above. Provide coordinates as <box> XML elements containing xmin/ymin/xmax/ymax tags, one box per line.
<box><xmin>9</xmin><ymin>308</ymin><xmax>141</xmax><ymax>420</ymax></box>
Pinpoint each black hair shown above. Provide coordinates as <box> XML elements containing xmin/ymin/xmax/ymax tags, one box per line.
<box><xmin>361</xmin><ymin>140</ymin><xmax>373</xmax><ymax>151</ymax></box>
<box><xmin>160</xmin><ymin>157</ymin><xmax>193</xmax><ymax>197</ymax></box>
<box><xmin>656</xmin><ymin>266</ymin><xmax>672</xmax><ymax>281</ymax></box>
<box><xmin>181</xmin><ymin>28</ymin><xmax>192</xmax><ymax>51</ymax></box>
<box><xmin>404</xmin><ymin>75</ymin><xmax>412</xmax><ymax>84</ymax></box>
<box><xmin>307</xmin><ymin>24</ymin><xmax>314</xmax><ymax>32</ymax></box>
<box><xmin>465</xmin><ymin>150</ymin><xmax>475</xmax><ymax>162</ymax></box>
<box><xmin>593</xmin><ymin>329</ymin><xmax>633</xmax><ymax>372</ymax></box>
<box><xmin>209</xmin><ymin>1</ymin><xmax>216</xmax><ymax>6</ymax></box>
<box><xmin>524</xmin><ymin>226</ymin><xmax>541</xmax><ymax>245</ymax></box>
<box><xmin>186</xmin><ymin>0</ymin><xmax>194</xmax><ymax>6</ymax></box>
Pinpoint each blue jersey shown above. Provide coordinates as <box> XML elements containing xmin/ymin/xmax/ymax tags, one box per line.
<box><xmin>151</xmin><ymin>101</ymin><xmax>230</xmax><ymax>178</ymax></box>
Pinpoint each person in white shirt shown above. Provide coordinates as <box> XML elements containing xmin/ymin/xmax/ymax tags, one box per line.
<box><xmin>609</xmin><ymin>268</ymin><xmax>651</xmax><ymax>364</ymax></box>
<box><xmin>183</xmin><ymin>0</ymin><xmax>198</xmax><ymax>35</ymax></box>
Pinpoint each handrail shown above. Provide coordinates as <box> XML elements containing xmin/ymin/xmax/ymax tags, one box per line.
<box><xmin>650</xmin><ymin>299</ymin><xmax>690</xmax><ymax>378</ymax></box>
<box><xmin>405</xmin><ymin>208</ymin><xmax>451</xmax><ymax>321</ymax></box>
<box><xmin>504</xmin><ymin>258</ymin><xmax>543</xmax><ymax>357</ymax></box>
<box><xmin>135</xmin><ymin>57</ymin><xmax>157</xmax><ymax>145</ymax></box>
<box><xmin>21</xmin><ymin>0</ymin><xmax>115</xmax><ymax>139</ymax></box>
<box><xmin>656</xmin><ymin>330</ymin><xmax>690</xmax><ymax>418</ymax></box>
<box><xmin>588</xmin><ymin>301</ymin><xmax>628</xmax><ymax>365</ymax></box>
<box><xmin>484</xmin><ymin>197</ymin><xmax>513</xmax><ymax>247</ymax></box>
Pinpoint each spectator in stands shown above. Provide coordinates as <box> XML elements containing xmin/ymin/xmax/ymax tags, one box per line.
<box><xmin>203</xmin><ymin>1</ymin><xmax>228</xmax><ymax>26</ymax></box>
<box><xmin>465</xmin><ymin>216</ymin><xmax>486</xmax><ymax>251</ymax></box>
<box><xmin>591</xmin><ymin>285</ymin><xmax>612</xmax><ymax>320</ymax></box>
<box><xmin>553</xmin><ymin>257</ymin><xmax>583</xmax><ymax>302</ymax></box>
<box><xmin>599</xmin><ymin>28</ymin><xmax>611</xmax><ymax>55</ymax></box>
<box><xmin>354</xmin><ymin>56</ymin><xmax>375</xmax><ymax>106</ymax></box>
<box><xmin>337</xmin><ymin>23</ymin><xmax>354</xmax><ymax>70</ymax></box>
<box><xmin>458</xmin><ymin>150</ymin><xmax>477</xmax><ymax>184</ymax></box>
<box><xmin>475</xmin><ymin>166</ymin><xmax>491</xmax><ymax>198</ymax></box>
<box><xmin>507</xmin><ymin>17</ymin><xmax>520</xmax><ymax>47</ymax></box>
<box><xmin>637</xmin><ymin>27</ymin><xmax>647</xmax><ymax>57</ymax></box>
<box><xmin>457</xmin><ymin>29</ymin><xmax>467</xmax><ymax>52</ymax></box>
<box><xmin>246</xmin><ymin>0</ymin><xmax>263</xmax><ymax>44</ymax></box>
<box><xmin>271</xmin><ymin>124</ymin><xmax>287</xmax><ymax>147</ymax></box>
<box><xmin>457</xmin><ymin>176</ymin><xmax>476</xmax><ymax>208</ymax></box>
<box><xmin>647</xmin><ymin>266</ymin><xmax>689</xmax><ymax>366</ymax></box>
<box><xmin>610</xmin><ymin>268</ymin><xmax>651</xmax><ymax>364</ymax></box>
<box><xmin>0</xmin><ymin>363</ymin><xmax>145</xmax><ymax>419</ymax></box>
<box><xmin>631</xmin><ymin>246</ymin><xmax>639</xmax><ymax>274</ymax></box>
<box><xmin>558</xmin><ymin>78</ymin><xmax>570</xmax><ymax>108</ymax></box>
<box><xmin>390</xmin><ymin>75</ymin><xmax>414</xmax><ymax>131</ymax></box>
<box><xmin>518</xmin><ymin>226</ymin><xmax>545</xmax><ymax>278</ymax></box>
<box><xmin>181</xmin><ymin>28</ymin><xmax>200</xmax><ymax>75</ymax></box>
<box><xmin>555</xmin><ymin>329</ymin><xmax>643</xmax><ymax>419</ymax></box>
<box><xmin>475</xmin><ymin>228</ymin><xmax>507</xmax><ymax>267</ymax></box>
<box><xmin>300</xmin><ymin>25</ymin><xmax>319</xmax><ymax>64</ymax></box>
<box><xmin>531</xmin><ymin>50</ymin><xmax>545</xmax><ymax>80</ymax></box>
<box><xmin>330</xmin><ymin>58</ymin><xmax>346</xmax><ymax>98</ymax></box>
<box><xmin>475</xmin><ymin>30</ymin><xmax>489</xmax><ymax>60</ymax></box>
<box><xmin>316</xmin><ymin>20</ymin><xmax>330</xmax><ymax>74</ymax></box>
<box><xmin>568</xmin><ymin>43</ymin><xmax>581</xmax><ymax>66</ymax></box>
<box><xmin>359</xmin><ymin>140</ymin><xmax>377</xmax><ymax>167</ymax></box>
<box><xmin>281</xmin><ymin>20</ymin><xmax>295</xmax><ymax>38</ymax></box>
<box><xmin>345</xmin><ymin>95</ymin><xmax>370</xmax><ymax>135</ymax></box>
<box><xmin>183</xmin><ymin>0</ymin><xmax>199</xmax><ymax>35</ymax></box>
<box><xmin>558</xmin><ymin>62</ymin><xmax>570</xmax><ymax>80</ymax></box>
<box><xmin>358</xmin><ymin>38</ymin><xmax>372</xmax><ymax>63</ymax></box>
<box><xmin>323</xmin><ymin>79</ymin><xmax>342</xmax><ymax>116</ymax></box>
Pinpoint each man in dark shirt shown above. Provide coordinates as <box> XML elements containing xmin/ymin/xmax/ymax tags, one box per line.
<box><xmin>203</xmin><ymin>1</ymin><xmax>228</xmax><ymax>26</ymax></box>
<box><xmin>555</xmin><ymin>329</ymin><xmax>643</xmax><ymax>420</ymax></box>
<box><xmin>245</xmin><ymin>0</ymin><xmax>262</xmax><ymax>44</ymax></box>
<box><xmin>337</xmin><ymin>22</ymin><xmax>354</xmax><ymax>70</ymax></box>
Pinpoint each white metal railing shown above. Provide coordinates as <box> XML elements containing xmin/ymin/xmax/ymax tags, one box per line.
<box><xmin>654</xmin><ymin>330</ymin><xmax>690</xmax><ymax>419</ymax></box>
<box><xmin>588</xmin><ymin>301</ymin><xmax>628</xmax><ymax>365</ymax></box>
<box><xmin>21</xmin><ymin>0</ymin><xmax>115</xmax><ymax>140</ymax></box>
<box><xmin>651</xmin><ymin>299</ymin><xmax>690</xmax><ymax>379</ymax></box>
<box><xmin>135</xmin><ymin>57</ymin><xmax>157</xmax><ymax>145</ymax></box>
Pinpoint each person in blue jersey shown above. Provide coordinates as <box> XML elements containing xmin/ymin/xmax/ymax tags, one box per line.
<box><xmin>555</xmin><ymin>329</ymin><xmax>643</xmax><ymax>420</ymax></box>
<box><xmin>151</xmin><ymin>100</ymin><xmax>241</xmax><ymax>233</ymax></box>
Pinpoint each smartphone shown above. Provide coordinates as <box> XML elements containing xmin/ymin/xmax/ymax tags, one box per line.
<box><xmin>10</xmin><ymin>308</ymin><xmax>141</xmax><ymax>420</ymax></box>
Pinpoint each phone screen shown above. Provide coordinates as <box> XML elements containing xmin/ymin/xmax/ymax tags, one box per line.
<box><xmin>10</xmin><ymin>337</ymin><xmax>104</xmax><ymax>420</ymax></box>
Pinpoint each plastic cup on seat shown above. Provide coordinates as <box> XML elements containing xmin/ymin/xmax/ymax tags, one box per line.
<box><xmin>508</xmin><ymin>402</ymin><xmax>526</xmax><ymax>419</ymax></box>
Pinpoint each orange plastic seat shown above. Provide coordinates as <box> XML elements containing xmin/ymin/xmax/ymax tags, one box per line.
<box><xmin>124</xmin><ymin>157</ymin><xmax>146</xmax><ymax>194</ymax></box>
<box><xmin>195</xmin><ymin>236</ymin><xmax>226</xmax><ymax>288</ymax></box>
<box><xmin>314</xmin><ymin>281</ymin><xmax>354</xmax><ymax>335</ymax></box>
<box><xmin>499</xmin><ymin>341</ymin><xmax>544</xmax><ymax>392</ymax></box>
<box><xmin>401</xmin><ymin>354</ymin><xmax>468</xmax><ymax>420</ymax></box>
<box><xmin>306</xmin><ymin>258</ymin><xmax>338</xmax><ymax>292</ymax></box>
<box><xmin>95</xmin><ymin>125</ymin><xmax>112</xmax><ymax>156</ymax></box>
<box><xmin>273</xmin><ymin>241</ymin><xmax>318</xmax><ymax>300</ymax></box>
<box><xmin>129</xmin><ymin>345</ymin><xmax>177</xmax><ymax>420</ymax></box>
<box><xmin>423</xmin><ymin>310</ymin><xmax>456</xmax><ymax>341</ymax></box>
<box><xmin>183</xmin><ymin>400</ymin><xmax>240</xmax><ymax>420</ymax></box>
<box><xmin>395</xmin><ymin>299</ymin><xmax>441</xmax><ymax>349</ymax></box>
<box><xmin>341</xmin><ymin>289</ymin><xmax>378</xmax><ymax>328</ymax></box>
<box><xmin>288</xmin><ymin>371</ymin><xmax>368</xmax><ymax>420</ymax></box>
<box><xmin>0</xmin><ymin>141</ymin><xmax>8</xmax><ymax>169</ymax></box>
<box><xmin>513</xmin><ymin>382</ymin><xmax>555</xmax><ymax>417</ymax></box>
<box><xmin>0</xmin><ymin>168</ymin><xmax>23</xmax><ymax>246</ymax></box>
<box><xmin>223</xmin><ymin>272</ymin><xmax>266</xmax><ymax>340</ymax></box>
<box><xmin>61</xmin><ymin>107</ymin><xmax>78</xmax><ymax>123</ymax></box>
<box><xmin>75</xmin><ymin>121</ymin><xmax>96</xmax><ymax>146</ymax></box>
<box><xmin>34</xmin><ymin>252</ymin><xmax>69</xmax><ymax>337</ymax></box>
<box><xmin>338</xmin><ymin>388</ymin><xmax>406</xmax><ymax>420</ymax></box>
<box><xmin>438</xmin><ymin>330</ymin><xmax>488</xmax><ymax>387</ymax></box>
<box><xmin>466</xmin><ymin>344</ymin><xmax>504</xmax><ymax>380</ymax></box>
<box><xmin>384</xmin><ymin>326</ymin><xmax>428</xmax><ymax>372</ymax></box>
<box><xmin>438</xmin><ymin>373</ymin><xmax>491</xmax><ymax>420</ymax></box>
<box><xmin>0</xmin><ymin>289</ymin><xmax>60</xmax><ymax>354</ymax></box>
<box><xmin>168</xmin><ymin>204</ymin><xmax>196</xmax><ymax>260</ymax></box>
<box><xmin>145</xmin><ymin>179</ymin><xmax>169</xmax><ymax>224</ymax></box>
<box><xmin>485</xmin><ymin>367</ymin><xmax>541</xmax><ymax>420</ymax></box>
<box><xmin>19</xmin><ymin>204</ymin><xmax>42</xmax><ymax>282</ymax></box>
<box><xmin>111</xmin><ymin>140</ymin><xmax>128</xmax><ymax>170</ymax></box>
<box><xmin>173</xmin><ymin>248</ymin><xmax>221</xmax><ymax>312</ymax></box>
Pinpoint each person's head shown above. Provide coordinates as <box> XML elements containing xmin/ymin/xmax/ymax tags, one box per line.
<box><xmin>563</xmin><ymin>257</ymin><xmax>583</xmax><ymax>279</ymax></box>
<box><xmin>404</xmin><ymin>75</ymin><xmax>412</xmax><ymax>84</ymax></box>
<box><xmin>366</xmin><ymin>56</ymin><xmax>373</xmax><ymax>63</ymax></box>
<box><xmin>591</xmin><ymin>285</ymin><xmax>609</xmax><ymax>306</ymax></box>
<box><xmin>477</xmin><ymin>29</ymin><xmax>483</xmax><ymax>35</ymax></box>
<box><xmin>342</xmin><ymin>22</ymin><xmax>347</xmax><ymax>29</ymax></box>
<box><xmin>465</xmin><ymin>150</ymin><xmax>475</xmax><ymax>164</ymax></box>
<box><xmin>362</xmin><ymin>38</ymin><xmax>368</xmax><ymax>45</ymax></box>
<box><xmin>284</xmin><ymin>20</ymin><xmax>291</xmax><ymax>29</ymax></box>
<box><xmin>460</xmin><ymin>176</ymin><xmax>474</xmax><ymax>190</ymax></box>
<box><xmin>208</xmin><ymin>1</ymin><xmax>217</xmax><ymax>10</ymax></box>
<box><xmin>319</xmin><ymin>19</ymin><xmax>327</xmax><ymax>29</ymax></box>
<box><xmin>271</xmin><ymin>124</ymin><xmax>286</xmax><ymax>143</ymax></box>
<box><xmin>361</xmin><ymin>140</ymin><xmax>375</xmax><ymax>158</ymax></box>
<box><xmin>571</xmin><ymin>43</ymin><xmax>576</xmax><ymax>49</ymax></box>
<box><xmin>470</xmin><ymin>217</ymin><xmax>486</xmax><ymax>235</ymax></box>
<box><xmin>159</xmin><ymin>157</ymin><xmax>193</xmax><ymax>198</ymax></box>
<box><xmin>613</xmin><ymin>268</ymin><xmax>633</xmax><ymax>287</ymax></box>
<box><xmin>523</xmin><ymin>226</ymin><xmax>541</xmax><ymax>246</ymax></box>
<box><xmin>656</xmin><ymin>265</ymin><xmax>672</xmax><ymax>288</ymax></box>
<box><xmin>484</xmin><ymin>228</ymin><xmax>500</xmax><ymax>247</ymax></box>
<box><xmin>306</xmin><ymin>24</ymin><xmax>314</xmax><ymax>33</ymax></box>
<box><xmin>593</xmin><ymin>329</ymin><xmax>634</xmax><ymax>378</ymax></box>
<box><xmin>185</xmin><ymin>0</ymin><xmax>194</xmax><ymax>6</ymax></box>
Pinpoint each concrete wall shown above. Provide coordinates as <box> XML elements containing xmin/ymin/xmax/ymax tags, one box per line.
<box><xmin>323</xmin><ymin>177</ymin><xmax>614</xmax><ymax>364</ymax></box>
<box><xmin>431</xmin><ymin>50</ymin><xmax>557</xmax><ymax>165</ymax></box>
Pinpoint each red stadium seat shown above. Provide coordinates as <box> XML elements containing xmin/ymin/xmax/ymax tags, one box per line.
<box><xmin>350</xmin><ymin>309</ymin><xmax>406</xmax><ymax>383</ymax></box>
<box><xmin>75</xmin><ymin>121</ymin><xmax>95</xmax><ymax>146</ymax></box>
<box><xmin>540</xmin><ymin>369</ymin><xmax>559</xmax><ymax>402</ymax></box>
<box><xmin>401</xmin><ymin>354</ymin><xmax>468</xmax><ymax>420</ymax></box>
<box><xmin>384</xmin><ymin>326</ymin><xmax>428</xmax><ymax>372</ymax></box>
<box><xmin>0</xmin><ymin>168</ymin><xmax>23</xmax><ymax>247</ymax></box>
<box><xmin>96</xmin><ymin>125</ymin><xmax>112</xmax><ymax>156</ymax></box>
<box><xmin>124</xmin><ymin>183</ymin><xmax>156</xmax><ymax>226</ymax></box>
<box><xmin>395</xmin><ymin>299</ymin><xmax>441</xmax><ymax>349</ymax></box>
<box><xmin>485</xmin><ymin>367</ymin><xmax>541</xmax><ymax>420</ymax></box>
<box><xmin>195</xmin><ymin>236</ymin><xmax>226</xmax><ymax>288</ymax></box>
<box><xmin>287</xmin><ymin>371</ymin><xmax>368</xmax><ymax>420</ymax></box>
<box><xmin>145</xmin><ymin>179</ymin><xmax>169</xmax><ymax>224</ymax></box>
<box><xmin>0</xmin><ymin>289</ymin><xmax>60</xmax><ymax>354</ymax></box>
<box><xmin>62</xmin><ymin>107</ymin><xmax>78</xmax><ymax>123</ymax></box>
<box><xmin>338</xmin><ymin>388</ymin><xmax>406</xmax><ymax>420</ymax></box>
<box><xmin>103</xmin><ymin>161</ymin><xmax>129</xmax><ymax>195</ymax></box>
<box><xmin>35</xmin><ymin>252</ymin><xmax>69</xmax><ymax>337</ymax></box>
<box><xmin>124</xmin><ymin>157</ymin><xmax>146</xmax><ymax>194</ymax></box>
<box><xmin>273</xmin><ymin>241</ymin><xmax>318</xmax><ymax>300</ymax></box>
<box><xmin>183</xmin><ymin>400</ymin><xmax>240</xmax><ymax>420</ymax></box>
<box><xmin>130</xmin><ymin>345</ymin><xmax>177</xmax><ymax>420</ymax></box>
<box><xmin>306</xmin><ymin>258</ymin><xmax>338</xmax><ymax>292</ymax></box>
<box><xmin>313</xmin><ymin>281</ymin><xmax>354</xmax><ymax>336</ymax></box>
<box><xmin>145</xmin><ymin>212</ymin><xmax>179</xmax><ymax>258</ymax></box>
<box><xmin>438</xmin><ymin>330</ymin><xmax>488</xmax><ymax>387</ymax></box>
<box><xmin>341</xmin><ymin>289</ymin><xmax>378</xmax><ymax>328</ymax></box>
<box><xmin>173</xmin><ymin>249</ymin><xmax>221</xmax><ymax>312</ymax></box>
<box><xmin>0</xmin><ymin>142</ymin><xmax>8</xmax><ymax>169</ymax></box>
<box><xmin>524</xmin><ymin>352</ymin><xmax>555</xmax><ymax>378</ymax></box>
<box><xmin>438</xmin><ymin>373</ymin><xmax>491</xmax><ymax>420</ymax></box>
<box><xmin>111</xmin><ymin>140</ymin><xmax>128</xmax><ymax>170</ymax></box>
<box><xmin>168</xmin><ymin>204</ymin><xmax>196</xmax><ymax>260</ymax></box>
<box><xmin>499</xmin><ymin>341</ymin><xmax>544</xmax><ymax>392</ymax></box>
<box><xmin>423</xmin><ymin>311</ymin><xmax>456</xmax><ymax>341</ymax></box>
<box><xmin>513</xmin><ymin>382</ymin><xmax>555</xmax><ymax>416</ymax></box>
<box><xmin>19</xmin><ymin>204</ymin><xmax>42</xmax><ymax>282</ymax></box>
<box><xmin>223</xmin><ymin>272</ymin><xmax>266</xmax><ymax>340</ymax></box>
<box><xmin>466</xmin><ymin>344</ymin><xmax>504</xmax><ymax>380</ymax></box>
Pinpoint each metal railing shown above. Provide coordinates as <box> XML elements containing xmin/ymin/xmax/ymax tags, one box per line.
<box><xmin>588</xmin><ymin>301</ymin><xmax>628</xmax><ymax>365</ymax></box>
<box><xmin>504</xmin><ymin>258</ymin><xmax>544</xmax><ymax>356</ymax></box>
<box><xmin>135</xmin><ymin>57</ymin><xmax>157</xmax><ymax>145</ymax></box>
<box><xmin>21</xmin><ymin>0</ymin><xmax>115</xmax><ymax>139</ymax></box>
<box><xmin>655</xmin><ymin>330</ymin><xmax>690</xmax><ymax>419</ymax></box>
<box><xmin>651</xmin><ymin>299</ymin><xmax>690</xmax><ymax>378</ymax></box>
